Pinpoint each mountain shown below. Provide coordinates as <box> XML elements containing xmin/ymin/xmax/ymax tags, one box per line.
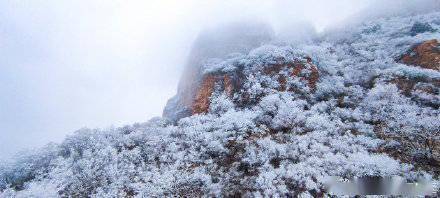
<box><xmin>163</xmin><ymin>22</ymin><xmax>274</xmax><ymax>122</ymax></box>
<box><xmin>1</xmin><ymin>11</ymin><xmax>439</xmax><ymax>197</ymax></box>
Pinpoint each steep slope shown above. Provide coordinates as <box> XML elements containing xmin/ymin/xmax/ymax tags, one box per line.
<box><xmin>163</xmin><ymin>22</ymin><xmax>274</xmax><ymax>122</ymax></box>
<box><xmin>1</xmin><ymin>12</ymin><xmax>439</xmax><ymax>197</ymax></box>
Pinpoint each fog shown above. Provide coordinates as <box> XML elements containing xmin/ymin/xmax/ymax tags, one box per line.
<box><xmin>0</xmin><ymin>0</ymin><xmax>438</xmax><ymax>160</ymax></box>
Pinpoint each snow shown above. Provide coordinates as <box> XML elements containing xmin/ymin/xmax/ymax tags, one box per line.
<box><xmin>1</xmin><ymin>11</ymin><xmax>439</xmax><ymax>197</ymax></box>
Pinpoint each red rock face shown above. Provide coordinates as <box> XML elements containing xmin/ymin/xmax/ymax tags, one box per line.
<box><xmin>399</xmin><ymin>39</ymin><xmax>440</xmax><ymax>71</ymax></box>
<box><xmin>192</xmin><ymin>75</ymin><xmax>217</xmax><ymax>114</ymax></box>
<box><xmin>223</xmin><ymin>75</ymin><xmax>236</xmax><ymax>97</ymax></box>
<box><xmin>192</xmin><ymin>74</ymin><xmax>237</xmax><ymax>114</ymax></box>
<box><xmin>191</xmin><ymin>57</ymin><xmax>320</xmax><ymax>115</ymax></box>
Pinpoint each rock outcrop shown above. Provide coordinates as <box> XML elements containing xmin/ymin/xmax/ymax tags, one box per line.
<box><xmin>192</xmin><ymin>74</ymin><xmax>237</xmax><ymax>114</ymax></box>
<box><xmin>398</xmin><ymin>39</ymin><xmax>440</xmax><ymax>71</ymax></box>
<box><xmin>163</xmin><ymin>22</ymin><xmax>273</xmax><ymax>121</ymax></box>
<box><xmin>189</xmin><ymin>56</ymin><xmax>319</xmax><ymax>115</ymax></box>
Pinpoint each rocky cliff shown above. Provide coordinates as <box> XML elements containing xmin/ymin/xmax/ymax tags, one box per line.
<box><xmin>1</xmin><ymin>11</ymin><xmax>440</xmax><ymax>197</ymax></box>
<box><xmin>163</xmin><ymin>22</ymin><xmax>274</xmax><ymax>121</ymax></box>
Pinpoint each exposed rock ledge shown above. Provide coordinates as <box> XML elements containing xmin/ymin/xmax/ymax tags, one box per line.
<box><xmin>192</xmin><ymin>57</ymin><xmax>319</xmax><ymax>114</ymax></box>
<box><xmin>398</xmin><ymin>39</ymin><xmax>440</xmax><ymax>71</ymax></box>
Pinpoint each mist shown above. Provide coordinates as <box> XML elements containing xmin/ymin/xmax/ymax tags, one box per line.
<box><xmin>0</xmin><ymin>0</ymin><xmax>437</xmax><ymax>160</ymax></box>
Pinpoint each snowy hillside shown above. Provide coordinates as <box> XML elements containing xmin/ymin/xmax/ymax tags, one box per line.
<box><xmin>1</xmin><ymin>11</ymin><xmax>440</xmax><ymax>197</ymax></box>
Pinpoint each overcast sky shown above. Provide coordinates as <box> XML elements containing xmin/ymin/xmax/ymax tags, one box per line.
<box><xmin>0</xmin><ymin>0</ymin><xmax>422</xmax><ymax>159</ymax></box>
